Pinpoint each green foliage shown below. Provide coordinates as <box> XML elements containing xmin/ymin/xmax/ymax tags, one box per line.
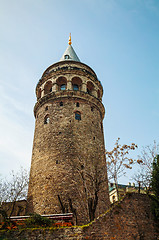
<box><xmin>0</xmin><ymin>209</ymin><xmax>8</xmax><ymax>222</ymax></box>
<box><xmin>151</xmin><ymin>155</ymin><xmax>159</xmax><ymax>220</ymax></box>
<box><xmin>25</xmin><ymin>213</ymin><xmax>52</xmax><ymax>227</ymax></box>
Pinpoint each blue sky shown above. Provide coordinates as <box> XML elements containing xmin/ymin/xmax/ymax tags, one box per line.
<box><xmin>0</xmin><ymin>0</ymin><xmax>159</xmax><ymax>183</ymax></box>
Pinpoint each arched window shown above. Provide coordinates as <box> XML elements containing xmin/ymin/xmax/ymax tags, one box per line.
<box><xmin>60</xmin><ymin>101</ymin><xmax>63</xmax><ymax>106</ymax></box>
<box><xmin>87</xmin><ymin>81</ymin><xmax>94</xmax><ymax>95</ymax></box>
<box><xmin>44</xmin><ymin>81</ymin><xmax>52</xmax><ymax>95</ymax></box>
<box><xmin>60</xmin><ymin>84</ymin><xmax>66</xmax><ymax>90</ymax></box>
<box><xmin>72</xmin><ymin>77</ymin><xmax>82</xmax><ymax>91</ymax></box>
<box><xmin>75</xmin><ymin>111</ymin><xmax>81</xmax><ymax>120</ymax></box>
<box><xmin>73</xmin><ymin>84</ymin><xmax>79</xmax><ymax>90</ymax></box>
<box><xmin>44</xmin><ymin>115</ymin><xmax>50</xmax><ymax>124</ymax></box>
<box><xmin>64</xmin><ymin>55</ymin><xmax>69</xmax><ymax>59</ymax></box>
<box><xmin>57</xmin><ymin>77</ymin><xmax>67</xmax><ymax>91</ymax></box>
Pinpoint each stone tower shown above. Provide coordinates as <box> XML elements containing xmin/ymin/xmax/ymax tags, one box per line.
<box><xmin>27</xmin><ymin>36</ymin><xmax>110</xmax><ymax>225</ymax></box>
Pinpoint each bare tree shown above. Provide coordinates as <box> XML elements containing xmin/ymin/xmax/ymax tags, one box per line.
<box><xmin>133</xmin><ymin>141</ymin><xmax>159</xmax><ymax>192</ymax></box>
<box><xmin>78</xmin><ymin>163</ymin><xmax>106</xmax><ymax>222</ymax></box>
<box><xmin>106</xmin><ymin>138</ymin><xmax>138</xmax><ymax>198</ymax></box>
<box><xmin>0</xmin><ymin>167</ymin><xmax>29</xmax><ymax>218</ymax></box>
<box><xmin>57</xmin><ymin>152</ymin><xmax>107</xmax><ymax>224</ymax></box>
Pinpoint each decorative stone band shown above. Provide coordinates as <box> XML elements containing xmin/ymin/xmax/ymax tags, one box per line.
<box><xmin>34</xmin><ymin>90</ymin><xmax>105</xmax><ymax>119</ymax></box>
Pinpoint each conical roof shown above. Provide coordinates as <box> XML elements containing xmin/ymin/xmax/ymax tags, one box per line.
<box><xmin>60</xmin><ymin>45</ymin><xmax>80</xmax><ymax>62</ymax></box>
<box><xmin>60</xmin><ymin>35</ymin><xmax>80</xmax><ymax>62</ymax></box>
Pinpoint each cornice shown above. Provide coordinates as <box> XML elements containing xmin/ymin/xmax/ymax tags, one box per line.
<box><xmin>34</xmin><ymin>90</ymin><xmax>105</xmax><ymax>120</ymax></box>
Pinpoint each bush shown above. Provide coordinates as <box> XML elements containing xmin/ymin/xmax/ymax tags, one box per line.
<box><xmin>25</xmin><ymin>213</ymin><xmax>52</xmax><ymax>227</ymax></box>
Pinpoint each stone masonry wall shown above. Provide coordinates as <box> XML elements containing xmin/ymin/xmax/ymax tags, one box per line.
<box><xmin>82</xmin><ymin>193</ymin><xmax>159</xmax><ymax>240</ymax></box>
<box><xmin>27</xmin><ymin>94</ymin><xmax>110</xmax><ymax>225</ymax></box>
<box><xmin>1</xmin><ymin>194</ymin><xmax>158</xmax><ymax>240</ymax></box>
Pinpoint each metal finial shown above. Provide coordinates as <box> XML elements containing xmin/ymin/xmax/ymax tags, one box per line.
<box><xmin>68</xmin><ymin>33</ymin><xmax>72</xmax><ymax>45</ymax></box>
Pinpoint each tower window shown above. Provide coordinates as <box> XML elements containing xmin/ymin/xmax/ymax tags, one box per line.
<box><xmin>60</xmin><ymin>101</ymin><xmax>63</xmax><ymax>106</ymax></box>
<box><xmin>81</xmin><ymin>165</ymin><xmax>84</xmax><ymax>169</ymax></box>
<box><xmin>45</xmin><ymin>106</ymin><xmax>48</xmax><ymax>111</ymax></box>
<box><xmin>87</xmin><ymin>81</ymin><xmax>94</xmax><ymax>95</ymax></box>
<box><xmin>64</xmin><ymin>55</ymin><xmax>69</xmax><ymax>59</ymax></box>
<box><xmin>60</xmin><ymin>84</ymin><xmax>66</xmax><ymax>90</ymax></box>
<box><xmin>76</xmin><ymin>102</ymin><xmax>79</xmax><ymax>107</ymax></box>
<box><xmin>44</xmin><ymin>81</ymin><xmax>52</xmax><ymax>95</ymax></box>
<box><xmin>91</xmin><ymin>106</ymin><xmax>94</xmax><ymax>112</ymax></box>
<box><xmin>87</xmin><ymin>88</ymin><xmax>91</xmax><ymax>94</ymax></box>
<box><xmin>72</xmin><ymin>77</ymin><xmax>82</xmax><ymax>91</ymax></box>
<box><xmin>44</xmin><ymin>115</ymin><xmax>50</xmax><ymax>124</ymax></box>
<box><xmin>73</xmin><ymin>84</ymin><xmax>79</xmax><ymax>91</ymax></box>
<box><xmin>57</xmin><ymin>77</ymin><xmax>67</xmax><ymax>91</ymax></box>
<box><xmin>75</xmin><ymin>112</ymin><xmax>81</xmax><ymax>120</ymax></box>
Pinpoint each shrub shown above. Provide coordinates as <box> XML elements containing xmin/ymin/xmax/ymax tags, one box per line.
<box><xmin>25</xmin><ymin>213</ymin><xmax>52</xmax><ymax>227</ymax></box>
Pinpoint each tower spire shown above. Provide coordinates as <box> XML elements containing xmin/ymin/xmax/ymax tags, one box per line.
<box><xmin>68</xmin><ymin>33</ymin><xmax>72</xmax><ymax>45</ymax></box>
<box><xmin>60</xmin><ymin>34</ymin><xmax>80</xmax><ymax>62</ymax></box>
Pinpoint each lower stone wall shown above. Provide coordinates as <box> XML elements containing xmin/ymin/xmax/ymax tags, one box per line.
<box><xmin>0</xmin><ymin>193</ymin><xmax>158</xmax><ymax>240</ymax></box>
<box><xmin>0</xmin><ymin>228</ymin><xmax>83</xmax><ymax>240</ymax></box>
<box><xmin>82</xmin><ymin>193</ymin><xmax>159</xmax><ymax>240</ymax></box>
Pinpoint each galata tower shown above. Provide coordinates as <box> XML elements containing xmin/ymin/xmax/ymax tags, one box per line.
<box><xmin>27</xmin><ymin>35</ymin><xmax>110</xmax><ymax>225</ymax></box>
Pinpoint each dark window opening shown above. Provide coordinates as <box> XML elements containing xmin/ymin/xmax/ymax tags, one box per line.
<box><xmin>44</xmin><ymin>116</ymin><xmax>50</xmax><ymax>124</ymax></box>
<box><xmin>87</xmin><ymin>81</ymin><xmax>94</xmax><ymax>95</ymax></box>
<box><xmin>72</xmin><ymin>77</ymin><xmax>82</xmax><ymax>91</ymax></box>
<box><xmin>60</xmin><ymin>84</ymin><xmax>66</xmax><ymax>90</ymax></box>
<box><xmin>76</xmin><ymin>102</ymin><xmax>79</xmax><ymax>107</ymax></box>
<box><xmin>73</xmin><ymin>84</ymin><xmax>79</xmax><ymax>91</ymax></box>
<box><xmin>91</xmin><ymin>106</ymin><xmax>94</xmax><ymax>112</ymax></box>
<box><xmin>44</xmin><ymin>81</ymin><xmax>52</xmax><ymax>95</ymax></box>
<box><xmin>45</xmin><ymin>106</ymin><xmax>48</xmax><ymax>111</ymax></box>
<box><xmin>60</xmin><ymin>101</ymin><xmax>63</xmax><ymax>106</ymax></box>
<box><xmin>56</xmin><ymin>160</ymin><xmax>58</xmax><ymax>164</ymax></box>
<box><xmin>93</xmin><ymin>137</ymin><xmax>95</xmax><ymax>140</ymax></box>
<box><xmin>64</xmin><ymin>55</ymin><xmax>69</xmax><ymax>59</ymax></box>
<box><xmin>87</xmin><ymin>88</ymin><xmax>91</xmax><ymax>94</ymax></box>
<box><xmin>58</xmin><ymin>132</ymin><xmax>61</xmax><ymax>135</ymax></box>
<box><xmin>81</xmin><ymin>165</ymin><xmax>84</xmax><ymax>169</ymax></box>
<box><xmin>75</xmin><ymin>112</ymin><xmax>81</xmax><ymax>120</ymax></box>
<box><xmin>57</xmin><ymin>77</ymin><xmax>67</xmax><ymax>91</ymax></box>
